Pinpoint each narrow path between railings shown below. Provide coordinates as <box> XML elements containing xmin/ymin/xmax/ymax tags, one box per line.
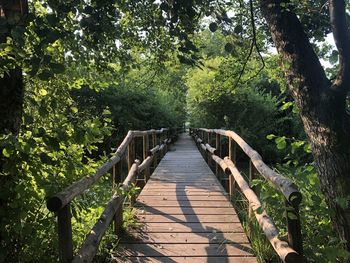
<box><xmin>115</xmin><ymin>133</ymin><xmax>258</xmax><ymax>262</ymax></box>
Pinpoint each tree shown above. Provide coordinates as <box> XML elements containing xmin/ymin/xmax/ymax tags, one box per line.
<box><xmin>0</xmin><ymin>1</ymin><xmax>27</xmax><ymax>134</ymax></box>
<box><xmin>259</xmin><ymin>0</ymin><xmax>350</xmax><ymax>249</ymax></box>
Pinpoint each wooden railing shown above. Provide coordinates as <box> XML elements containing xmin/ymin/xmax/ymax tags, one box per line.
<box><xmin>47</xmin><ymin>127</ymin><xmax>183</xmax><ymax>263</ymax></box>
<box><xmin>189</xmin><ymin>128</ymin><xmax>304</xmax><ymax>263</ymax></box>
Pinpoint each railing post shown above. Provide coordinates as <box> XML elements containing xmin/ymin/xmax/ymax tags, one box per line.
<box><xmin>228</xmin><ymin>137</ymin><xmax>236</xmax><ymax>199</ymax></box>
<box><xmin>57</xmin><ymin>204</ymin><xmax>73</xmax><ymax>263</ymax></box>
<box><xmin>163</xmin><ymin>130</ymin><xmax>169</xmax><ymax>156</ymax></box>
<box><xmin>206</xmin><ymin>132</ymin><xmax>211</xmax><ymax>167</ymax></box>
<box><xmin>229</xmin><ymin>137</ymin><xmax>236</xmax><ymax>163</ymax></box>
<box><xmin>143</xmin><ymin>134</ymin><xmax>150</xmax><ymax>182</ymax></box>
<box><xmin>114</xmin><ymin>199</ymin><xmax>123</xmax><ymax>234</ymax></box>
<box><xmin>152</xmin><ymin>131</ymin><xmax>157</xmax><ymax>170</ymax></box>
<box><xmin>248</xmin><ymin>160</ymin><xmax>259</xmax><ymax>218</ymax></box>
<box><xmin>160</xmin><ymin>132</ymin><xmax>164</xmax><ymax>159</ymax></box>
<box><xmin>127</xmin><ymin>138</ymin><xmax>135</xmax><ymax>171</ymax></box>
<box><xmin>215</xmin><ymin>133</ymin><xmax>221</xmax><ymax>177</ymax></box>
<box><xmin>113</xmin><ymin>161</ymin><xmax>122</xmax><ymax>192</ymax></box>
<box><xmin>113</xmin><ymin>161</ymin><xmax>123</xmax><ymax>234</ymax></box>
<box><xmin>285</xmin><ymin>200</ymin><xmax>303</xmax><ymax>256</ymax></box>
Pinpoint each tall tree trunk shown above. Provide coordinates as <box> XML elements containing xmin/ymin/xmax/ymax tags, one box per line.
<box><xmin>0</xmin><ymin>68</ymin><xmax>24</xmax><ymax>134</ymax></box>
<box><xmin>0</xmin><ymin>1</ymin><xmax>27</xmax><ymax>261</ymax></box>
<box><xmin>260</xmin><ymin>0</ymin><xmax>350</xmax><ymax>249</ymax></box>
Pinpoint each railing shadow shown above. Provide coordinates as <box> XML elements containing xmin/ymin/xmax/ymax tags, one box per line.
<box><xmin>124</xmin><ymin>133</ymin><xmax>254</xmax><ymax>261</ymax></box>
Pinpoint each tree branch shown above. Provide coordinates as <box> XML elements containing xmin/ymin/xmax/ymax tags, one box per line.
<box><xmin>233</xmin><ymin>0</ymin><xmax>265</xmax><ymax>89</ymax></box>
<box><xmin>329</xmin><ymin>0</ymin><xmax>350</xmax><ymax>92</ymax></box>
<box><xmin>260</xmin><ymin>0</ymin><xmax>330</xmax><ymax>103</ymax></box>
<box><xmin>247</xmin><ymin>0</ymin><xmax>265</xmax><ymax>82</ymax></box>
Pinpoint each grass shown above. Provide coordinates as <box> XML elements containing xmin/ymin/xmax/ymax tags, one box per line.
<box><xmin>231</xmin><ymin>189</ymin><xmax>281</xmax><ymax>263</ymax></box>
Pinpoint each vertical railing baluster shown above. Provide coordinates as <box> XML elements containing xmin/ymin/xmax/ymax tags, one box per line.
<box><xmin>143</xmin><ymin>134</ymin><xmax>150</xmax><ymax>183</ymax></box>
<box><xmin>113</xmin><ymin>161</ymin><xmax>123</xmax><ymax>234</ymax></box>
<box><xmin>57</xmin><ymin>204</ymin><xmax>73</xmax><ymax>263</ymax></box>
<box><xmin>215</xmin><ymin>133</ymin><xmax>220</xmax><ymax>177</ymax></box>
<box><xmin>248</xmin><ymin>160</ymin><xmax>259</xmax><ymax>218</ymax></box>
<box><xmin>152</xmin><ymin>131</ymin><xmax>157</xmax><ymax>170</ymax></box>
<box><xmin>285</xmin><ymin>200</ymin><xmax>303</xmax><ymax>256</ymax></box>
<box><xmin>127</xmin><ymin>138</ymin><xmax>135</xmax><ymax>171</ymax></box>
<box><xmin>228</xmin><ymin>137</ymin><xmax>236</xmax><ymax>200</ymax></box>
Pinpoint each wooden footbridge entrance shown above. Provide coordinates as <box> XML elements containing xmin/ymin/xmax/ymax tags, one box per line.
<box><xmin>117</xmin><ymin>133</ymin><xmax>256</xmax><ymax>262</ymax></box>
<box><xmin>47</xmin><ymin>128</ymin><xmax>304</xmax><ymax>263</ymax></box>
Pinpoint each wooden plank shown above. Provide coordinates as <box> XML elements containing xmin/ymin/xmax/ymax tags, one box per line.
<box><xmin>147</xmin><ymin>179</ymin><xmax>218</xmax><ymax>183</ymax></box>
<box><xmin>135</xmin><ymin>200</ymin><xmax>232</xmax><ymax>207</ymax></box>
<box><xmin>114</xmin><ymin>256</ymin><xmax>258</xmax><ymax>263</ymax></box>
<box><xmin>135</xmin><ymin>222</ymin><xmax>245</xmax><ymax>233</ymax></box>
<box><xmin>116</xmin><ymin>243</ymin><xmax>255</xmax><ymax>257</ymax></box>
<box><xmin>120</xmin><ymin>232</ymin><xmax>249</xmax><ymax>244</ymax></box>
<box><xmin>136</xmin><ymin>214</ymin><xmax>239</xmax><ymax>223</ymax></box>
<box><xmin>146</xmin><ymin>182</ymin><xmax>221</xmax><ymax>186</ymax></box>
<box><xmin>143</xmin><ymin>186</ymin><xmax>224</xmax><ymax>191</ymax></box>
<box><xmin>137</xmin><ymin>195</ymin><xmax>229</xmax><ymax>201</ymax></box>
<box><xmin>135</xmin><ymin>207</ymin><xmax>237</xmax><ymax>215</ymax></box>
<box><xmin>139</xmin><ymin>192</ymin><xmax>228</xmax><ymax>196</ymax></box>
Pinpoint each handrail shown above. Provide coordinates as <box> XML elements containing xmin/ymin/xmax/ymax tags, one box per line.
<box><xmin>197</xmin><ymin>128</ymin><xmax>301</xmax><ymax>206</ymax></box>
<box><xmin>47</xmin><ymin>129</ymin><xmax>168</xmax><ymax>212</ymax></box>
<box><xmin>47</xmin><ymin>127</ymin><xmax>183</xmax><ymax>263</ymax></box>
<box><xmin>224</xmin><ymin>158</ymin><xmax>301</xmax><ymax>262</ymax></box>
<box><xmin>189</xmin><ymin>128</ymin><xmax>304</xmax><ymax>262</ymax></box>
<box><xmin>71</xmin><ymin>160</ymin><xmax>141</xmax><ymax>263</ymax></box>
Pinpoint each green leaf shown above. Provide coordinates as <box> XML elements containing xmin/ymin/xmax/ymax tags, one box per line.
<box><xmin>224</xmin><ymin>43</ymin><xmax>234</xmax><ymax>53</ymax></box>
<box><xmin>266</xmin><ymin>134</ymin><xmax>276</xmax><ymax>140</ymax></box>
<box><xmin>287</xmin><ymin>211</ymin><xmax>298</xmax><ymax>220</ymax></box>
<box><xmin>330</xmin><ymin>50</ymin><xmax>339</xmax><ymax>64</ymax></box>
<box><xmin>46</xmin><ymin>14</ymin><xmax>59</xmax><ymax>26</ymax></box>
<box><xmin>209</xmin><ymin>22</ymin><xmax>218</xmax><ymax>32</ymax></box>
<box><xmin>234</xmin><ymin>25</ymin><xmax>243</xmax><ymax>34</ymax></box>
<box><xmin>2</xmin><ymin>148</ymin><xmax>10</xmax><ymax>158</ymax></box>
<box><xmin>50</xmin><ymin>63</ymin><xmax>65</xmax><ymax>74</ymax></box>
<box><xmin>303</xmin><ymin>143</ymin><xmax>312</xmax><ymax>153</ymax></box>
<box><xmin>38</xmin><ymin>70</ymin><xmax>53</xmax><ymax>81</ymax></box>
<box><xmin>102</xmin><ymin>109</ymin><xmax>111</xmax><ymax>115</ymax></box>
<box><xmin>275</xmin><ymin>136</ymin><xmax>286</xmax><ymax>150</ymax></box>
<box><xmin>38</xmin><ymin>89</ymin><xmax>48</xmax><ymax>96</ymax></box>
<box><xmin>71</xmin><ymin>106</ymin><xmax>78</xmax><ymax>113</ymax></box>
<box><xmin>280</xmin><ymin>101</ymin><xmax>293</xmax><ymax>111</ymax></box>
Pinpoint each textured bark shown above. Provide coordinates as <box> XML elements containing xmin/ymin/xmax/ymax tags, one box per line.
<box><xmin>260</xmin><ymin>0</ymin><xmax>350</xmax><ymax>249</ymax></box>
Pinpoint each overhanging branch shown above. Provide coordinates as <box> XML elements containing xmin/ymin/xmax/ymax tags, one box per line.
<box><xmin>329</xmin><ymin>0</ymin><xmax>350</xmax><ymax>92</ymax></box>
<box><xmin>233</xmin><ymin>0</ymin><xmax>265</xmax><ymax>89</ymax></box>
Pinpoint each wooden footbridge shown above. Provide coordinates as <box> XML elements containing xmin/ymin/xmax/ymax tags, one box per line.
<box><xmin>47</xmin><ymin>128</ymin><xmax>304</xmax><ymax>263</ymax></box>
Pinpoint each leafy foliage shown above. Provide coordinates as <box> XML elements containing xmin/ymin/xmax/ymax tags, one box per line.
<box><xmin>1</xmin><ymin>0</ymin><xmax>348</xmax><ymax>261</ymax></box>
<box><xmin>0</xmin><ymin>56</ymin><xmax>186</xmax><ymax>262</ymax></box>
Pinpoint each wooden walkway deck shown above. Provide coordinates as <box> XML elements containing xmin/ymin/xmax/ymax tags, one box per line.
<box><xmin>116</xmin><ymin>133</ymin><xmax>257</xmax><ymax>262</ymax></box>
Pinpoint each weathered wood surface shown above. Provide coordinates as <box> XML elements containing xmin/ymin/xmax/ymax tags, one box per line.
<box><xmin>116</xmin><ymin>133</ymin><xmax>257</xmax><ymax>262</ymax></box>
<box><xmin>197</xmin><ymin>128</ymin><xmax>301</xmax><ymax>206</ymax></box>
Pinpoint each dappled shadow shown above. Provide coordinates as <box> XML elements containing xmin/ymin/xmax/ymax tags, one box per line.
<box><xmin>115</xmin><ymin>133</ymin><xmax>255</xmax><ymax>261</ymax></box>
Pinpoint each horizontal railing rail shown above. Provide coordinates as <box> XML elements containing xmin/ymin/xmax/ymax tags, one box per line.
<box><xmin>189</xmin><ymin>128</ymin><xmax>304</xmax><ymax>263</ymax></box>
<box><xmin>47</xmin><ymin>127</ymin><xmax>183</xmax><ymax>263</ymax></box>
